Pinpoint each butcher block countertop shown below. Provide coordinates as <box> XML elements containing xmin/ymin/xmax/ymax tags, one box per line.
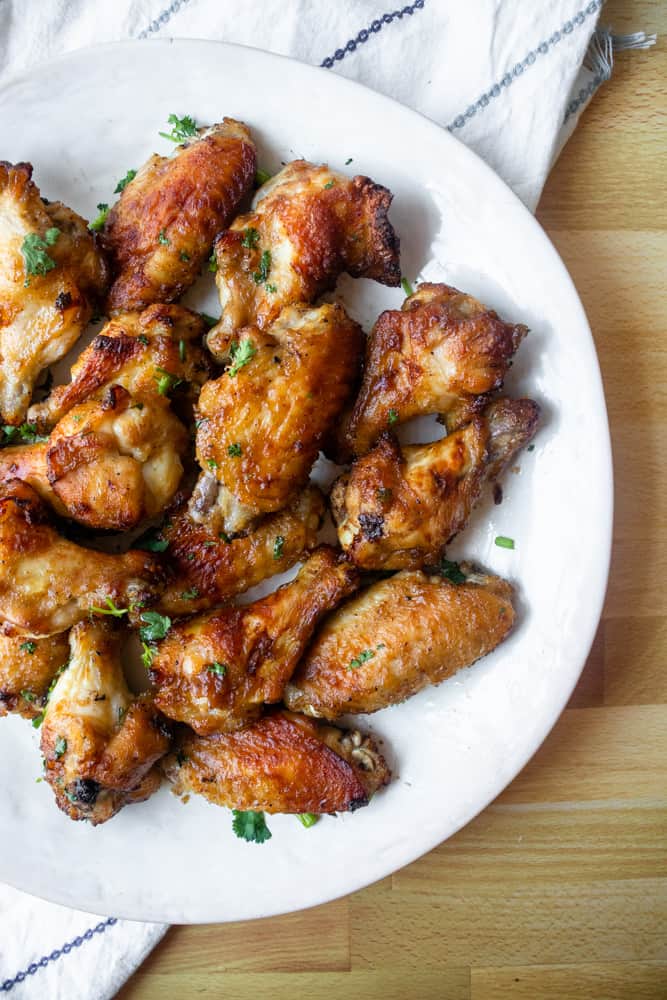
<box><xmin>119</xmin><ymin>2</ymin><xmax>666</xmax><ymax>997</ymax></box>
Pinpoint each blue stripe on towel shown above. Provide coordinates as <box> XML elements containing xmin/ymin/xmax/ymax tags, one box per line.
<box><xmin>320</xmin><ymin>1</ymin><xmax>426</xmax><ymax>68</ymax></box>
<box><xmin>1</xmin><ymin>919</ymin><xmax>117</xmax><ymax>993</ymax></box>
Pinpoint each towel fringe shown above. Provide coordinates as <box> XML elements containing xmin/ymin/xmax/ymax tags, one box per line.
<box><xmin>564</xmin><ymin>25</ymin><xmax>657</xmax><ymax>124</ymax></box>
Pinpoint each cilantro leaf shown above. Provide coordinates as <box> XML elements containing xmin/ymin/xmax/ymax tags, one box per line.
<box><xmin>114</xmin><ymin>169</ymin><xmax>137</xmax><ymax>193</ymax></box>
<box><xmin>20</xmin><ymin>641</ymin><xmax>36</xmax><ymax>654</ymax></box>
<box><xmin>159</xmin><ymin>113</ymin><xmax>198</xmax><ymax>143</ymax></box>
<box><xmin>253</xmin><ymin>249</ymin><xmax>272</xmax><ymax>285</ymax></box>
<box><xmin>200</xmin><ymin>312</ymin><xmax>219</xmax><ymax>328</ymax></box>
<box><xmin>438</xmin><ymin>559</ymin><xmax>466</xmax><ymax>585</ymax></box>
<box><xmin>232</xmin><ymin>810</ymin><xmax>272</xmax><ymax>844</ymax></box>
<box><xmin>207</xmin><ymin>662</ymin><xmax>227</xmax><ymax>677</ymax></box>
<box><xmin>54</xmin><ymin>737</ymin><xmax>67</xmax><ymax>759</ymax></box>
<box><xmin>387</xmin><ymin>408</ymin><xmax>399</xmax><ymax>426</ymax></box>
<box><xmin>138</xmin><ymin>611</ymin><xmax>172</xmax><ymax>644</ymax></box>
<box><xmin>136</xmin><ymin>531</ymin><xmax>168</xmax><ymax>553</ymax></box>
<box><xmin>348</xmin><ymin>649</ymin><xmax>376</xmax><ymax>670</ymax></box>
<box><xmin>21</xmin><ymin>230</ymin><xmax>60</xmax><ymax>285</ymax></box>
<box><xmin>273</xmin><ymin>535</ymin><xmax>285</xmax><ymax>560</ymax></box>
<box><xmin>241</xmin><ymin>227</ymin><xmax>260</xmax><ymax>249</ymax></box>
<box><xmin>158</xmin><ymin>229</ymin><xmax>170</xmax><ymax>246</ymax></box>
<box><xmin>89</xmin><ymin>597</ymin><xmax>128</xmax><ymax>618</ymax></box>
<box><xmin>89</xmin><ymin>203</ymin><xmax>109</xmax><ymax>232</ymax></box>
<box><xmin>227</xmin><ymin>442</ymin><xmax>242</xmax><ymax>457</ymax></box>
<box><xmin>255</xmin><ymin>168</ymin><xmax>272</xmax><ymax>186</ymax></box>
<box><xmin>227</xmin><ymin>338</ymin><xmax>256</xmax><ymax>377</ymax></box>
<box><xmin>297</xmin><ymin>813</ymin><xmax>319</xmax><ymax>828</ymax></box>
<box><xmin>154</xmin><ymin>367</ymin><xmax>183</xmax><ymax>396</ymax></box>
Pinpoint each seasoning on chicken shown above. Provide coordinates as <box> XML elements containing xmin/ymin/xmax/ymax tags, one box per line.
<box><xmin>195</xmin><ymin>302</ymin><xmax>363</xmax><ymax>534</ymax></box>
<box><xmin>40</xmin><ymin>619</ymin><xmax>172</xmax><ymax>824</ymax></box>
<box><xmin>332</xmin><ymin>398</ymin><xmax>540</xmax><ymax>569</ymax></box>
<box><xmin>163</xmin><ymin>710</ymin><xmax>390</xmax><ymax>814</ymax></box>
<box><xmin>0</xmin><ymin>479</ymin><xmax>164</xmax><ymax>637</ymax></box>
<box><xmin>344</xmin><ymin>282</ymin><xmax>528</xmax><ymax>456</ymax></box>
<box><xmin>152</xmin><ymin>547</ymin><xmax>359</xmax><ymax>734</ymax></box>
<box><xmin>0</xmin><ymin>161</ymin><xmax>107</xmax><ymax>424</ymax></box>
<box><xmin>206</xmin><ymin>159</ymin><xmax>400</xmax><ymax>359</ymax></box>
<box><xmin>102</xmin><ymin>118</ymin><xmax>256</xmax><ymax>313</ymax></box>
<box><xmin>0</xmin><ymin>631</ymin><xmax>70</xmax><ymax>719</ymax></box>
<box><xmin>284</xmin><ymin>567</ymin><xmax>515</xmax><ymax>718</ymax></box>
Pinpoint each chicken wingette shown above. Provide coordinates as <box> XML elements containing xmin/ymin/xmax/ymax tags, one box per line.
<box><xmin>0</xmin><ymin>479</ymin><xmax>164</xmax><ymax>636</ymax></box>
<box><xmin>284</xmin><ymin>567</ymin><xmax>515</xmax><ymax>718</ymax></box>
<box><xmin>163</xmin><ymin>710</ymin><xmax>390</xmax><ymax>814</ymax></box>
<box><xmin>157</xmin><ymin>485</ymin><xmax>326</xmax><ymax>617</ymax></box>
<box><xmin>0</xmin><ymin>631</ymin><xmax>69</xmax><ymax>719</ymax></box>
<box><xmin>0</xmin><ymin>161</ymin><xmax>107</xmax><ymax>424</ymax></box>
<box><xmin>152</xmin><ymin>547</ymin><xmax>359</xmax><ymax>734</ymax></box>
<box><xmin>41</xmin><ymin>619</ymin><xmax>172</xmax><ymax>824</ymax></box>
<box><xmin>332</xmin><ymin>398</ymin><xmax>539</xmax><ymax>569</ymax></box>
<box><xmin>194</xmin><ymin>302</ymin><xmax>363</xmax><ymax>534</ymax></box>
<box><xmin>344</xmin><ymin>282</ymin><xmax>528</xmax><ymax>456</ymax></box>
<box><xmin>102</xmin><ymin>118</ymin><xmax>256</xmax><ymax>313</ymax></box>
<box><xmin>206</xmin><ymin>160</ymin><xmax>400</xmax><ymax>359</ymax></box>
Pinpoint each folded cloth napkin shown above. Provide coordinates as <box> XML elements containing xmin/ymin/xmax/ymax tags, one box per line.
<box><xmin>0</xmin><ymin>2</ymin><xmax>655</xmax><ymax>998</ymax></box>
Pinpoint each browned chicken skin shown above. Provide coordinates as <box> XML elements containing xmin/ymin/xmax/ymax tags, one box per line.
<box><xmin>195</xmin><ymin>302</ymin><xmax>363</xmax><ymax>533</ymax></box>
<box><xmin>0</xmin><ymin>162</ymin><xmax>107</xmax><ymax>424</ymax></box>
<box><xmin>206</xmin><ymin>160</ymin><xmax>400</xmax><ymax>358</ymax></box>
<box><xmin>157</xmin><ymin>485</ymin><xmax>326</xmax><ymax>617</ymax></box>
<box><xmin>332</xmin><ymin>398</ymin><xmax>540</xmax><ymax>569</ymax></box>
<box><xmin>345</xmin><ymin>282</ymin><xmax>527</xmax><ymax>456</ymax></box>
<box><xmin>152</xmin><ymin>547</ymin><xmax>359</xmax><ymax>734</ymax></box>
<box><xmin>284</xmin><ymin>568</ymin><xmax>515</xmax><ymax>718</ymax></box>
<box><xmin>41</xmin><ymin>620</ymin><xmax>172</xmax><ymax>824</ymax></box>
<box><xmin>0</xmin><ymin>630</ymin><xmax>69</xmax><ymax>719</ymax></box>
<box><xmin>102</xmin><ymin>119</ymin><xmax>256</xmax><ymax>313</ymax></box>
<box><xmin>0</xmin><ymin>479</ymin><xmax>164</xmax><ymax>637</ymax></box>
<box><xmin>163</xmin><ymin>710</ymin><xmax>390</xmax><ymax>814</ymax></box>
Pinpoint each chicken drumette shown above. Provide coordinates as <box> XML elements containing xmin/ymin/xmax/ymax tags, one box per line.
<box><xmin>332</xmin><ymin>398</ymin><xmax>539</xmax><ymax>569</ymax></box>
<box><xmin>284</xmin><ymin>567</ymin><xmax>515</xmax><ymax>719</ymax></box>
<box><xmin>0</xmin><ymin>631</ymin><xmax>70</xmax><ymax>719</ymax></box>
<box><xmin>206</xmin><ymin>160</ymin><xmax>400</xmax><ymax>359</ymax></box>
<box><xmin>0</xmin><ymin>161</ymin><xmax>107</xmax><ymax>425</ymax></box>
<box><xmin>344</xmin><ymin>282</ymin><xmax>528</xmax><ymax>456</ymax></box>
<box><xmin>163</xmin><ymin>710</ymin><xmax>390</xmax><ymax>815</ymax></box>
<box><xmin>102</xmin><ymin>118</ymin><xmax>256</xmax><ymax>313</ymax></box>
<box><xmin>41</xmin><ymin>619</ymin><xmax>172</xmax><ymax>824</ymax></box>
<box><xmin>152</xmin><ymin>547</ymin><xmax>359</xmax><ymax>734</ymax></box>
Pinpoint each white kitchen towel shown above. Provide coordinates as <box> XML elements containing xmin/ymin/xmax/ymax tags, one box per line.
<box><xmin>0</xmin><ymin>2</ymin><xmax>655</xmax><ymax>999</ymax></box>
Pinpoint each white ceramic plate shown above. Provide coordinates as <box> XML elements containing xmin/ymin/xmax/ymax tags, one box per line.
<box><xmin>0</xmin><ymin>40</ymin><xmax>612</xmax><ymax>923</ymax></box>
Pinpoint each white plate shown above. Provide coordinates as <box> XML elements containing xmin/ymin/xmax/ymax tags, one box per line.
<box><xmin>0</xmin><ymin>40</ymin><xmax>612</xmax><ymax>923</ymax></box>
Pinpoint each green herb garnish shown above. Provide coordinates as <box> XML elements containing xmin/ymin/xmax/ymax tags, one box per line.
<box><xmin>273</xmin><ymin>535</ymin><xmax>285</xmax><ymax>560</ymax></box>
<box><xmin>180</xmin><ymin>251</ymin><xmax>190</xmax><ymax>262</ymax></box>
<box><xmin>89</xmin><ymin>597</ymin><xmax>128</xmax><ymax>618</ymax></box>
<box><xmin>495</xmin><ymin>536</ymin><xmax>515</xmax><ymax>550</ymax></box>
<box><xmin>227</xmin><ymin>442</ymin><xmax>242</xmax><ymax>457</ymax></box>
<box><xmin>154</xmin><ymin>367</ymin><xmax>183</xmax><ymax>396</ymax></box>
<box><xmin>136</xmin><ymin>531</ymin><xmax>168</xmax><ymax>553</ymax></box>
<box><xmin>207</xmin><ymin>457</ymin><xmax>218</xmax><ymax>470</ymax></box>
<box><xmin>54</xmin><ymin>737</ymin><xmax>67</xmax><ymax>760</ymax></box>
<box><xmin>227</xmin><ymin>337</ymin><xmax>256</xmax><ymax>376</ymax></box>
<box><xmin>20</xmin><ymin>689</ymin><xmax>36</xmax><ymax>703</ymax></box>
<box><xmin>200</xmin><ymin>313</ymin><xmax>219</xmax><ymax>328</ymax></box>
<box><xmin>401</xmin><ymin>277</ymin><xmax>414</xmax><ymax>297</ymax></box>
<box><xmin>159</xmin><ymin>113</ymin><xmax>198</xmax><ymax>144</ymax></box>
<box><xmin>232</xmin><ymin>810</ymin><xmax>272</xmax><ymax>844</ymax></box>
<box><xmin>138</xmin><ymin>611</ymin><xmax>172</xmax><ymax>643</ymax></box>
<box><xmin>324</xmin><ymin>179</ymin><xmax>335</xmax><ymax>189</ymax></box>
<box><xmin>255</xmin><ymin>168</ymin><xmax>272</xmax><ymax>186</ymax></box>
<box><xmin>297</xmin><ymin>813</ymin><xmax>320</xmax><ymax>828</ymax></box>
<box><xmin>20</xmin><ymin>641</ymin><xmax>37</xmax><ymax>655</ymax></box>
<box><xmin>180</xmin><ymin>588</ymin><xmax>199</xmax><ymax>600</ymax></box>
<box><xmin>387</xmin><ymin>408</ymin><xmax>399</xmax><ymax>426</ymax></box>
<box><xmin>114</xmin><ymin>169</ymin><xmax>137</xmax><ymax>193</ymax></box>
<box><xmin>89</xmin><ymin>203</ymin><xmax>109</xmax><ymax>232</ymax></box>
<box><xmin>253</xmin><ymin>249</ymin><xmax>272</xmax><ymax>285</ymax></box>
<box><xmin>178</xmin><ymin>339</ymin><xmax>186</xmax><ymax>362</ymax></box>
<box><xmin>348</xmin><ymin>649</ymin><xmax>376</xmax><ymax>670</ymax></box>
<box><xmin>241</xmin><ymin>227</ymin><xmax>260</xmax><ymax>249</ymax></box>
<box><xmin>158</xmin><ymin>229</ymin><xmax>170</xmax><ymax>246</ymax></box>
<box><xmin>21</xmin><ymin>228</ymin><xmax>60</xmax><ymax>286</ymax></box>
<box><xmin>439</xmin><ymin>559</ymin><xmax>466</xmax><ymax>585</ymax></box>
<box><xmin>207</xmin><ymin>662</ymin><xmax>227</xmax><ymax>677</ymax></box>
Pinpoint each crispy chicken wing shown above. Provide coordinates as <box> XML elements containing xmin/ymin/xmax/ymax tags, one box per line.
<box><xmin>345</xmin><ymin>282</ymin><xmax>528</xmax><ymax>456</ymax></box>
<box><xmin>163</xmin><ymin>710</ymin><xmax>390</xmax><ymax>814</ymax></box>
<box><xmin>102</xmin><ymin>119</ymin><xmax>256</xmax><ymax>313</ymax></box>
<box><xmin>157</xmin><ymin>485</ymin><xmax>326</xmax><ymax>616</ymax></box>
<box><xmin>284</xmin><ymin>567</ymin><xmax>515</xmax><ymax>718</ymax></box>
<box><xmin>41</xmin><ymin>620</ymin><xmax>172</xmax><ymax>824</ymax></box>
<box><xmin>206</xmin><ymin>160</ymin><xmax>400</xmax><ymax>358</ymax></box>
<box><xmin>0</xmin><ymin>162</ymin><xmax>107</xmax><ymax>424</ymax></box>
<box><xmin>332</xmin><ymin>398</ymin><xmax>540</xmax><ymax>569</ymax></box>
<box><xmin>1</xmin><ymin>387</ymin><xmax>189</xmax><ymax>530</ymax></box>
<box><xmin>0</xmin><ymin>631</ymin><xmax>69</xmax><ymax>719</ymax></box>
<box><xmin>28</xmin><ymin>304</ymin><xmax>210</xmax><ymax>430</ymax></box>
<box><xmin>152</xmin><ymin>547</ymin><xmax>359</xmax><ymax>734</ymax></box>
<box><xmin>195</xmin><ymin>302</ymin><xmax>362</xmax><ymax>533</ymax></box>
<box><xmin>0</xmin><ymin>480</ymin><xmax>164</xmax><ymax>636</ymax></box>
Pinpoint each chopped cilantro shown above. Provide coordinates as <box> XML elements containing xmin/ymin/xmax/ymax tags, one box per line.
<box><xmin>180</xmin><ymin>251</ymin><xmax>190</xmax><ymax>262</ymax></box>
<box><xmin>348</xmin><ymin>649</ymin><xmax>376</xmax><ymax>670</ymax></box>
<box><xmin>54</xmin><ymin>737</ymin><xmax>67</xmax><ymax>760</ymax></box>
<box><xmin>232</xmin><ymin>810</ymin><xmax>272</xmax><ymax>844</ymax></box>
<box><xmin>207</xmin><ymin>662</ymin><xmax>227</xmax><ymax>677</ymax></box>
<box><xmin>387</xmin><ymin>408</ymin><xmax>399</xmax><ymax>426</ymax></box>
<box><xmin>265</xmin><ymin>282</ymin><xmax>277</xmax><ymax>294</ymax></box>
<box><xmin>439</xmin><ymin>558</ymin><xmax>466</xmax><ymax>585</ymax></box>
<box><xmin>137</xmin><ymin>334</ymin><xmax>150</xmax><ymax>346</ymax></box>
<box><xmin>255</xmin><ymin>168</ymin><xmax>272</xmax><ymax>186</ymax></box>
<box><xmin>253</xmin><ymin>249</ymin><xmax>272</xmax><ymax>285</ymax></box>
<box><xmin>89</xmin><ymin>203</ymin><xmax>109</xmax><ymax>232</ymax></box>
<box><xmin>114</xmin><ymin>169</ymin><xmax>137</xmax><ymax>193</ymax></box>
<box><xmin>20</xmin><ymin>689</ymin><xmax>36</xmax><ymax>703</ymax></box>
<box><xmin>527</xmin><ymin>444</ymin><xmax>535</xmax><ymax>452</ymax></box>
<box><xmin>141</xmin><ymin>642</ymin><xmax>154</xmax><ymax>669</ymax></box>
<box><xmin>159</xmin><ymin>113</ymin><xmax>198</xmax><ymax>143</ymax></box>
<box><xmin>154</xmin><ymin>367</ymin><xmax>183</xmax><ymax>395</ymax></box>
<box><xmin>136</xmin><ymin>531</ymin><xmax>168</xmax><ymax>553</ymax></box>
<box><xmin>495</xmin><ymin>536</ymin><xmax>515</xmax><ymax>550</ymax></box>
<box><xmin>180</xmin><ymin>588</ymin><xmax>199</xmax><ymax>600</ymax></box>
<box><xmin>273</xmin><ymin>535</ymin><xmax>285</xmax><ymax>560</ymax></box>
<box><xmin>241</xmin><ymin>227</ymin><xmax>260</xmax><ymax>249</ymax></box>
<box><xmin>158</xmin><ymin>229</ymin><xmax>170</xmax><ymax>246</ymax></box>
<box><xmin>200</xmin><ymin>313</ymin><xmax>219</xmax><ymax>328</ymax></box>
<box><xmin>138</xmin><ymin>611</ymin><xmax>172</xmax><ymax>643</ymax></box>
<box><xmin>227</xmin><ymin>442</ymin><xmax>242</xmax><ymax>457</ymax></box>
<box><xmin>207</xmin><ymin>457</ymin><xmax>218</xmax><ymax>470</ymax></box>
<box><xmin>89</xmin><ymin>596</ymin><xmax>128</xmax><ymax>618</ymax></box>
<box><xmin>324</xmin><ymin>179</ymin><xmax>335</xmax><ymax>189</ymax></box>
<box><xmin>20</xmin><ymin>641</ymin><xmax>36</xmax><ymax>655</ymax></box>
<box><xmin>21</xmin><ymin>229</ymin><xmax>60</xmax><ymax>285</ymax></box>
<box><xmin>208</xmin><ymin>250</ymin><xmax>217</xmax><ymax>272</ymax></box>
<box><xmin>227</xmin><ymin>337</ymin><xmax>256</xmax><ymax>377</ymax></box>
<box><xmin>297</xmin><ymin>813</ymin><xmax>319</xmax><ymax>828</ymax></box>
<box><xmin>401</xmin><ymin>277</ymin><xmax>414</xmax><ymax>298</ymax></box>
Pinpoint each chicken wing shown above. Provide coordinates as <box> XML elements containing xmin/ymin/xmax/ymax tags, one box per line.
<box><xmin>157</xmin><ymin>485</ymin><xmax>326</xmax><ymax>616</ymax></box>
<box><xmin>0</xmin><ymin>480</ymin><xmax>164</xmax><ymax>636</ymax></box>
<box><xmin>28</xmin><ymin>304</ymin><xmax>211</xmax><ymax>430</ymax></box>
<box><xmin>332</xmin><ymin>398</ymin><xmax>540</xmax><ymax>569</ymax></box>
<box><xmin>40</xmin><ymin>619</ymin><xmax>172</xmax><ymax>824</ymax></box>
<box><xmin>163</xmin><ymin>710</ymin><xmax>390</xmax><ymax>814</ymax></box>
<box><xmin>195</xmin><ymin>302</ymin><xmax>362</xmax><ymax>534</ymax></box>
<box><xmin>0</xmin><ymin>162</ymin><xmax>107</xmax><ymax>424</ymax></box>
<box><xmin>102</xmin><ymin>119</ymin><xmax>256</xmax><ymax>313</ymax></box>
<box><xmin>0</xmin><ymin>631</ymin><xmax>69</xmax><ymax>719</ymax></box>
<box><xmin>206</xmin><ymin>160</ymin><xmax>400</xmax><ymax>358</ymax></box>
<box><xmin>152</xmin><ymin>547</ymin><xmax>359</xmax><ymax>734</ymax></box>
<box><xmin>345</xmin><ymin>282</ymin><xmax>528</xmax><ymax>456</ymax></box>
<box><xmin>284</xmin><ymin>567</ymin><xmax>515</xmax><ymax>718</ymax></box>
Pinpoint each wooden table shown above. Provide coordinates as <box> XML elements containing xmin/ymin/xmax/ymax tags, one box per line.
<box><xmin>120</xmin><ymin>2</ymin><xmax>666</xmax><ymax>996</ymax></box>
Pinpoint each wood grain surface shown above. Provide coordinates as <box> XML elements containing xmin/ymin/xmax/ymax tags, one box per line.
<box><xmin>119</xmin><ymin>2</ymin><xmax>666</xmax><ymax>996</ymax></box>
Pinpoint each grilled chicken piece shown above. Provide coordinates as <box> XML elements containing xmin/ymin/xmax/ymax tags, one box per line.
<box><xmin>332</xmin><ymin>398</ymin><xmax>540</xmax><ymax>569</ymax></box>
<box><xmin>157</xmin><ymin>485</ymin><xmax>326</xmax><ymax>616</ymax></box>
<box><xmin>284</xmin><ymin>568</ymin><xmax>515</xmax><ymax>718</ymax></box>
<box><xmin>206</xmin><ymin>160</ymin><xmax>400</xmax><ymax>358</ymax></box>
<box><xmin>0</xmin><ymin>631</ymin><xmax>69</xmax><ymax>719</ymax></box>
<box><xmin>102</xmin><ymin>118</ymin><xmax>256</xmax><ymax>313</ymax></box>
<box><xmin>152</xmin><ymin>547</ymin><xmax>359</xmax><ymax>734</ymax></box>
<box><xmin>163</xmin><ymin>709</ymin><xmax>390</xmax><ymax>814</ymax></box>
<box><xmin>1</xmin><ymin>388</ymin><xmax>189</xmax><ymax>530</ymax></box>
<box><xmin>345</xmin><ymin>283</ymin><xmax>528</xmax><ymax>456</ymax></box>
<box><xmin>41</xmin><ymin>620</ymin><xmax>172</xmax><ymax>824</ymax></box>
<box><xmin>28</xmin><ymin>304</ymin><xmax>210</xmax><ymax>430</ymax></box>
<box><xmin>0</xmin><ymin>480</ymin><xmax>164</xmax><ymax>637</ymax></box>
<box><xmin>195</xmin><ymin>303</ymin><xmax>363</xmax><ymax>534</ymax></box>
<box><xmin>0</xmin><ymin>162</ymin><xmax>107</xmax><ymax>424</ymax></box>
